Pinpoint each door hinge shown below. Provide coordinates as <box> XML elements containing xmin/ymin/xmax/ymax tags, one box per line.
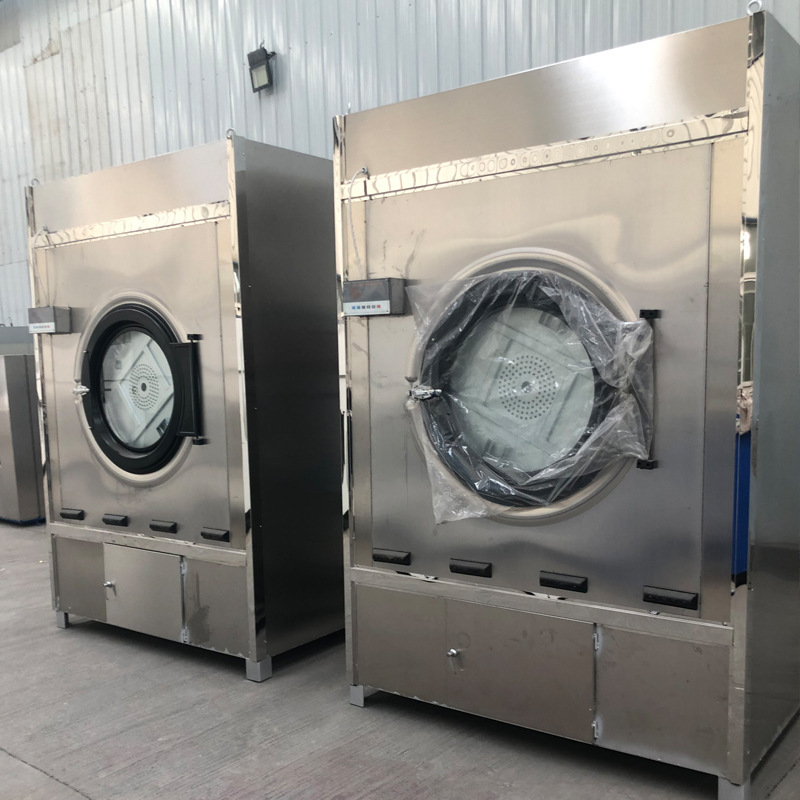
<box><xmin>593</xmin><ymin>630</ymin><xmax>601</xmax><ymax>652</ymax></box>
<box><xmin>592</xmin><ymin>719</ymin><xmax>601</xmax><ymax>740</ymax></box>
<box><xmin>180</xmin><ymin>626</ymin><xmax>189</xmax><ymax>644</ymax></box>
<box><xmin>180</xmin><ymin>558</ymin><xmax>187</xmax><ymax>576</ymax></box>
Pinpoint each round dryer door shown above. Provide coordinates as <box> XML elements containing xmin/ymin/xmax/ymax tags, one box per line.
<box><xmin>81</xmin><ymin>304</ymin><xmax>201</xmax><ymax>475</ymax></box>
<box><xmin>415</xmin><ymin>269</ymin><xmax>652</xmax><ymax>510</ymax></box>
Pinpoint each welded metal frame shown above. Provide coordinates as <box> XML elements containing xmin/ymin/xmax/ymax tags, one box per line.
<box><xmin>30</xmin><ymin>136</ymin><xmax>342</xmax><ymax>679</ymax></box>
<box><xmin>338</xmin><ymin>13</ymin><xmax>799</xmax><ymax>797</ymax></box>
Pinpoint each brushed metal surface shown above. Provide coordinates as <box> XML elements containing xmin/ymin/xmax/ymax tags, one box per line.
<box><xmin>48</xmin><ymin>522</ymin><xmax>246</xmax><ymax>568</ymax></box>
<box><xmin>41</xmin><ymin>221</ymin><xmax>236</xmax><ymax>547</ymax></box>
<box><xmin>0</xmin><ymin>355</ymin><xmax>43</xmax><ymax>522</ymax></box>
<box><xmin>351</xmin><ymin>567</ymin><xmax>734</xmax><ymax>647</ymax></box>
<box><xmin>359</xmin><ymin>112</ymin><xmax>748</xmax><ymax>200</ymax></box>
<box><xmin>103</xmin><ymin>544</ymin><xmax>183</xmax><ymax>642</ymax></box>
<box><xmin>52</xmin><ymin>535</ymin><xmax>105</xmax><ymax>621</ymax></box>
<box><xmin>700</xmin><ymin>136</ymin><xmax>745</xmax><ymax>624</ymax></box>
<box><xmin>743</xmin><ymin>13</ymin><xmax>800</xmax><ymax>771</ymax></box>
<box><xmin>31</xmin><ymin>141</ymin><xmax>228</xmax><ymax>233</ymax></box>
<box><xmin>234</xmin><ymin>139</ymin><xmax>343</xmax><ymax>657</ymax></box>
<box><xmin>445</xmin><ymin>600</ymin><xmax>594</xmax><ymax>742</ymax></box>
<box><xmin>596</xmin><ymin>627</ymin><xmax>730</xmax><ymax>775</ymax></box>
<box><xmin>358</xmin><ymin>144</ymin><xmax>714</xmax><ymax>615</ymax></box>
<box><xmin>344</xmin><ymin>17</ymin><xmax>749</xmax><ymax>176</ymax></box>
<box><xmin>354</xmin><ymin>584</ymin><xmax>447</xmax><ymax>703</ymax></box>
<box><xmin>184</xmin><ymin>560</ymin><xmax>249</xmax><ymax>657</ymax></box>
<box><xmin>355</xmin><ymin>584</ymin><xmax>594</xmax><ymax>742</ymax></box>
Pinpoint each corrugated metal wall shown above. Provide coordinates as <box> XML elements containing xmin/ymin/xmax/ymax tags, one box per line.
<box><xmin>1</xmin><ymin>0</ymin><xmax>798</xmax><ymax>325</ymax></box>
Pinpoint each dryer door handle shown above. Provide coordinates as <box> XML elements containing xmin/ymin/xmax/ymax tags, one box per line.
<box><xmin>172</xmin><ymin>338</ymin><xmax>203</xmax><ymax>440</ymax></box>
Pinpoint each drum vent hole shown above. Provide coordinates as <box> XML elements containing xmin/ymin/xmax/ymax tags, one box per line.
<box><xmin>129</xmin><ymin>363</ymin><xmax>160</xmax><ymax>411</ymax></box>
<box><xmin>498</xmin><ymin>354</ymin><xmax>556</xmax><ymax>421</ymax></box>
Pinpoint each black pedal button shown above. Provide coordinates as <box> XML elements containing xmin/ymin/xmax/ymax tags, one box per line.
<box><xmin>200</xmin><ymin>527</ymin><xmax>230</xmax><ymax>542</ymax></box>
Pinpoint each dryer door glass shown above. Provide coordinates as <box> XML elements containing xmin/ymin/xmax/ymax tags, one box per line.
<box><xmin>100</xmin><ymin>330</ymin><xmax>175</xmax><ymax>449</ymax></box>
<box><xmin>411</xmin><ymin>269</ymin><xmax>654</xmax><ymax>517</ymax></box>
<box><xmin>448</xmin><ymin>306</ymin><xmax>596</xmax><ymax>474</ymax></box>
<box><xmin>81</xmin><ymin>304</ymin><xmax>201</xmax><ymax>475</ymax></box>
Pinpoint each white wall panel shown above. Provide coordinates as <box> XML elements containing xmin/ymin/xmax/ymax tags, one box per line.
<box><xmin>1</xmin><ymin>0</ymin><xmax>799</xmax><ymax>325</ymax></box>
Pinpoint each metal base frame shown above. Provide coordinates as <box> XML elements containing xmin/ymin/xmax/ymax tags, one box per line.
<box><xmin>55</xmin><ymin>611</ymin><xmax>69</xmax><ymax>629</ymax></box>
<box><xmin>349</xmin><ymin>684</ymin><xmax>377</xmax><ymax>707</ymax></box>
<box><xmin>245</xmin><ymin>656</ymin><xmax>272</xmax><ymax>683</ymax></box>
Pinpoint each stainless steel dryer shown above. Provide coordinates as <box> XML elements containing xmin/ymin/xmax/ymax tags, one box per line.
<box><xmin>0</xmin><ymin>329</ymin><xmax>44</xmax><ymax>524</ymax></box>
<box><xmin>29</xmin><ymin>137</ymin><xmax>342</xmax><ymax>680</ymax></box>
<box><xmin>337</xmin><ymin>13</ymin><xmax>799</xmax><ymax>797</ymax></box>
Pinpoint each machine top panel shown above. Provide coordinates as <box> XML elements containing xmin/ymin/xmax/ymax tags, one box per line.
<box><xmin>31</xmin><ymin>141</ymin><xmax>229</xmax><ymax>233</ymax></box>
<box><xmin>343</xmin><ymin>17</ymin><xmax>749</xmax><ymax>177</ymax></box>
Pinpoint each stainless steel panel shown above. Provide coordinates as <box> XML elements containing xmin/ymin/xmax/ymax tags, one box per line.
<box><xmin>743</xmin><ymin>13</ymin><xmax>800</xmax><ymax>772</ymax></box>
<box><xmin>47</xmin><ymin>521</ymin><xmax>246</xmax><ymax>568</ymax></box>
<box><xmin>354</xmin><ymin>584</ymin><xmax>447</xmax><ymax>703</ymax></box>
<box><xmin>103</xmin><ymin>543</ymin><xmax>182</xmax><ymax>642</ymax></box>
<box><xmin>596</xmin><ymin>627</ymin><xmax>730</xmax><ymax>775</ymax></box>
<box><xmin>352</xmin><ymin>567</ymin><xmax>734</xmax><ymax>648</ymax></box>
<box><xmin>30</xmin><ymin>141</ymin><xmax>228</xmax><ymax>233</ymax></box>
<box><xmin>184</xmin><ymin>560</ymin><xmax>250</xmax><ymax>658</ymax></box>
<box><xmin>344</xmin><ymin>17</ymin><xmax>749</xmax><ymax>176</ymax></box>
<box><xmin>52</xmin><ymin>536</ymin><xmax>105</xmax><ymax>621</ymax></box>
<box><xmin>360</xmin><ymin>144</ymin><xmax>714</xmax><ymax>615</ymax></box>
<box><xmin>234</xmin><ymin>138</ymin><xmax>343</xmax><ymax>657</ymax></box>
<box><xmin>445</xmin><ymin>601</ymin><xmax>594</xmax><ymax>743</ymax></box>
<box><xmin>42</xmin><ymin>221</ymin><xmax>239</xmax><ymax>548</ymax></box>
<box><xmin>0</xmin><ymin>354</ymin><xmax>43</xmax><ymax>522</ymax></box>
<box><xmin>700</xmin><ymin>137</ymin><xmax>745</xmax><ymax>625</ymax></box>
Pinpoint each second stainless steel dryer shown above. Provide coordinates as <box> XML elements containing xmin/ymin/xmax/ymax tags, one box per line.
<box><xmin>338</xmin><ymin>13</ymin><xmax>800</xmax><ymax>798</ymax></box>
<box><xmin>30</xmin><ymin>137</ymin><xmax>342</xmax><ymax>679</ymax></box>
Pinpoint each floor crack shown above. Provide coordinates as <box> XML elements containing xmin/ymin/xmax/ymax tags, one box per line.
<box><xmin>0</xmin><ymin>744</ymin><xmax>95</xmax><ymax>800</ymax></box>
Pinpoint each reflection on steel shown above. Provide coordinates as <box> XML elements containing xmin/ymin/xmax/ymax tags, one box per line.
<box><xmin>31</xmin><ymin>202</ymin><xmax>230</xmax><ymax>250</ymax></box>
<box><xmin>31</xmin><ymin>138</ymin><xmax>342</xmax><ymax>679</ymax></box>
<box><xmin>338</xmin><ymin>13</ymin><xmax>800</xmax><ymax>797</ymax></box>
<box><xmin>0</xmin><ymin>353</ymin><xmax>44</xmax><ymax>524</ymax></box>
<box><xmin>351</xmin><ymin>111</ymin><xmax>749</xmax><ymax>200</ymax></box>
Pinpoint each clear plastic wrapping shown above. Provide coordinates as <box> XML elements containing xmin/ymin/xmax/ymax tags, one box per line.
<box><xmin>406</xmin><ymin>270</ymin><xmax>654</xmax><ymax>523</ymax></box>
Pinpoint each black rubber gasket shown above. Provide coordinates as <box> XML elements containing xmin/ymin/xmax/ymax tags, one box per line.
<box><xmin>81</xmin><ymin>304</ymin><xmax>184</xmax><ymax>475</ymax></box>
<box><xmin>417</xmin><ymin>271</ymin><xmax>618</xmax><ymax>508</ymax></box>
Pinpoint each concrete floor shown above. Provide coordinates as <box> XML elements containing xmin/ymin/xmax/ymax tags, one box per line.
<box><xmin>2</xmin><ymin>524</ymin><xmax>800</xmax><ymax>800</ymax></box>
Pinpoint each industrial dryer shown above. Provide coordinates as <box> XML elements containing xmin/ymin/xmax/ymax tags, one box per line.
<box><xmin>337</xmin><ymin>13</ymin><xmax>799</xmax><ymax>797</ymax></box>
<box><xmin>29</xmin><ymin>137</ymin><xmax>342</xmax><ymax>680</ymax></box>
<box><xmin>0</xmin><ymin>329</ymin><xmax>44</xmax><ymax>524</ymax></box>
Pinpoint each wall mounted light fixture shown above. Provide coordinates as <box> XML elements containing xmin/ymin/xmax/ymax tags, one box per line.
<box><xmin>248</xmin><ymin>47</ymin><xmax>276</xmax><ymax>92</ymax></box>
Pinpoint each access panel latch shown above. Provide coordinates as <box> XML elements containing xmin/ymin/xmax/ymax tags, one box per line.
<box><xmin>342</xmin><ymin>278</ymin><xmax>405</xmax><ymax>316</ymax></box>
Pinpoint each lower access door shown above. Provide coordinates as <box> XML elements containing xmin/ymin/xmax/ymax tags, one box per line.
<box><xmin>103</xmin><ymin>544</ymin><xmax>183</xmax><ymax>641</ymax></box>
<box><xmin>354</xmin><ymin>585</ymin><xmax>595</xmax><ymax>742</ymax></box>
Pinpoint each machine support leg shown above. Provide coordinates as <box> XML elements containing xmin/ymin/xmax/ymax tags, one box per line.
<box><xmin>245</xmin><ymin>656</ymin><xmax>272</xmax><ymax>682</ymax></box>
<box><xmin>350</xmin><ymin>685</ymin><xmax>376</xmax><ymax>707</ymax></box>
<box><xmin>718</xmin><ymin>777</ymin><xmax>750</xmax><ymax>800</ymax></box>
<box><xmin>55</xmin><ymin>611</ymin><xmax>69</xmax><ymax>629</ymax></box>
